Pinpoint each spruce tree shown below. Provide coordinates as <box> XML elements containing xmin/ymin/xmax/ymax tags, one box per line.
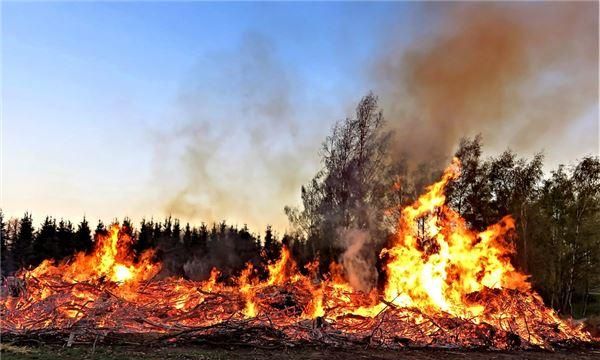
<box><xmin>94</xmin><ymin>220</ymin><xmax>108</xmax><ymax>239</ymax></box>
<box><xmin>13</xmin><ymin>212</ymin><xmax>34</xmax><ymax>268</ymax></box>
<box><xmin>75</xmin><ymin>217</ymin><xmax>93</xmax><ymax>253</ymax></box>
<box><xmin>32</xmin><ymin>216</ymin><xmax>58</xmax><ymax>264</ymax></box>
<box><xmin>56</xmin><ymin>219</ymin><xmax>75</xmax><ymax>259</ymax></box>
<box><xmin>135</xmin><ymin>219</ymin><xmax>154</xmax><ymax>254</ymax></box>
<box><xmin>0</xmin><ymin>210</ymin><xmax>9</xmax><ymax>275</ymax></box>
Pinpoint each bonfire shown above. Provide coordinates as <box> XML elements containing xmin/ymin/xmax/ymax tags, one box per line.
<box><xmin>0</xmin><ymin>159</ymin><xmax>593</xmax><ymax>350</ymax></box>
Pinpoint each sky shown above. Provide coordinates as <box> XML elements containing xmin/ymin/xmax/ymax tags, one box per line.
<box><xmin>2</xmin><ymin>2</ymin><xmax>598</xmax><ymax>234</ymax></box>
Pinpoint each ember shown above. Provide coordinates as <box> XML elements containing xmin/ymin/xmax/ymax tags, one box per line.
<box><xmin>0</xmin><ymin>160</ymin><xmax>592</xmax><ymax>350</ymax></box>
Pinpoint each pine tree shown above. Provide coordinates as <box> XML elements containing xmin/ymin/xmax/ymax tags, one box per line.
<box><xmin>152</xmin><ymin>221</ymin><xmax>162</xmax><ymax>247</ymax></box>
<box><xmin>190</xmin><ymin>227</ymin><xmax>201</xmax><ymax>251</ymax></box>
<box><xmin>208</xmin><ymin>223</ymin><xmax>218</xmax><ymax>250</ymax></box>
<box><xmin>163</xmin><ymin>216</ymin><xmax>173</xmax><ymax>240</ymax></box>
<box><xmin>182</xmin><ymin>223</ymin><xmax>192</xmax><ymax>248</ymax></box>
<box><xmin>198</xmin><ymin>223</ymin><xmax>209</xmax><ymax>251</ymax></box>
<box><xmin>56</xmin><ymin>219</ymin><xmax>75</xmax><ymax>259</ymax></box>
<box><xmin>263</xmin><ymin>225</ymin><xmax>280</xmax><ymax>260</ymax></box>
<box><xmin>135</xmin><ymin>219</ymin><xmax>154</xmax><ymax>254</ymax></box>
<box><xmin>75</xmin><ymin>217</ymin><xmax>93</xmax><ymax>253</ymax></box>
<box><xmin>4</xmin><ymin>218</ymin><xmax>19</xmax><ymax>274</ymax></box>
<box><xmin>237</xmin><ymin>224</ymin><xmax>260</xmax><ymax>266</ymax></box>
<box><xmin>32</xmin><ymin>216</ymin><xmax>58</xmax><ymax>266</ymax></box>
<box><xmin>0</xmin><ymin>210</ymin><xmax>9</xmax><ymax>275</ymax></box>
<box><xmin>13</xmin><ymin>212</ymin><xmax>34</xmax><ymax>268</ymax></box>
<box><xmin>94</xmin><ymin>220</ymin><xmax>108</xmax><ymax>244</ymax></box>
<box><xmin>172</xmin><ymin>219</ymin><xmax>181</xmax><ymax>246</ymax></box>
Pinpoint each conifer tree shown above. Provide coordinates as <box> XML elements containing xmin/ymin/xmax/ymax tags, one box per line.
<box><xmin>12</xmin><ymin>212</ymin><xmax>34</xmax><ymax>268</ymax></box>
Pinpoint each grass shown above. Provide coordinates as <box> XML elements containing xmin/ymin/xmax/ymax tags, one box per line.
<box><xmin>1</xmin><ymin>344</ymin><xmax>230</xmax><ymax>360</ymax></box>
<box><xmin>2</xmin><ymin>343</ymin><xmax>600</xmax><ymax>360</ymax></box>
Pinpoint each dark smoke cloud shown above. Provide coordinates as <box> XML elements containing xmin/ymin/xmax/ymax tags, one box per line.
<box><xmin>374</xmin><ymin>2</ymin><xmax>598</xmax><ymax>168</ymax></box>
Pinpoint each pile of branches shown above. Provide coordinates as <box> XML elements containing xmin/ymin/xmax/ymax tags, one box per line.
<box><xmin>1</xmin><ymin>275</ymin><xmax>595</xmax><ymax>351</ymax></box>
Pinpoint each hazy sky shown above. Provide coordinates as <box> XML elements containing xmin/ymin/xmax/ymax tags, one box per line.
<box><xmin>2</xmin><ymin>2</ymin><xmax>598</xmax><ymax>234</ymax></box>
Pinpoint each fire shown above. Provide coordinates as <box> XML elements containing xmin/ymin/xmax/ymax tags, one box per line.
<box><xmin>238</xmin><ymin>262</ymin><xmax>258</xmax><ymax>318</ymax></box>
<box><xmin>267</xmin><ymin>246</ymin><xmax>294</xmax><ymax>286</ymax></box>
<box><xmin>27</xmin><ymin>224</ymin><xmax>159</xmax><ymax>286</ymax></box>
<box><xmin>382</xmin><ymin>158</ymin><xmax>529</xmax><ymax>317</ymax></box>
<box><xmin>112</xmin><ymin>264</ymin><xmax>134</xmax><ymax>283</ymax></box>
<box><xmin>1</xmin><ymin>159</ymin><xmax>593</xmax><ymax>350</ymax></box>
<box><xmin>303</xmin><ymin>283</ymin><xmax>325</xmax><ymax>318</ymax></box>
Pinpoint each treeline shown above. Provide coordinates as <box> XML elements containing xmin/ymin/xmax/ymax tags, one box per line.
<box><xmin>1</xmin><ymin>215</ymin><xmax>94</xmax><ymax>275</ymax></box>
<box><xmin>0</xmin><ymin>214</ymin><xmax>292</xmax><ymax>281</ymax></box>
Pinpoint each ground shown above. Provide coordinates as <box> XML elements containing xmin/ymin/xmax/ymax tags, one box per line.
<box><xmin>2</xmin><ymin>344</ymin><xmax>600</xmax><ymax>360</ymax></box>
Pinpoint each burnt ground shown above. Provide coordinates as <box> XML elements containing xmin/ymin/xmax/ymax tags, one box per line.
<box><xmin>2</xmin><ymin>344</ymin><xmax>600</xmax><ymax>360</ymax></box>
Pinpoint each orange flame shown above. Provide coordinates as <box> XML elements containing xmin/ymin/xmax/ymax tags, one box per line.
<box><xmin>267</xmin><ymin>246</ymin><xmax>295</xmax><ymax>286</ymax></box>
<box><xmin>383</xmin><ymin>158</ymin><xmax>529</xmax><ymax>317</ymax></box>
<box><xmin>28</xmin><ymin>224</ymin><xmax>159</xmax><ymax>286</ymax></box>
<box><xmin>238</xmin><ymin>262</ymin><xmax>257</xmax><ymax>318</ymax></box>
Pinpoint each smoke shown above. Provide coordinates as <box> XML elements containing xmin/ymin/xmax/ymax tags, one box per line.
<box><xmin>156</xmin><ymin>33</ymin><xmax>323</xmax><ymax>233</ymax></box>
<box><xmin>375</xmin><ymin>2</ymin><xmax>598</xmax><ymax>168</ymax></box>
<box><xmin>337</xmin><ymin>228</ymin><xmax>378</xmax><ymax>292</ymax></box>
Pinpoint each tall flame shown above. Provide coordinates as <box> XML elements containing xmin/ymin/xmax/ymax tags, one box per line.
<box><xmin>383</xmin><ymin>158</ymin><xmax>529</xmax><ymax>317</ymax></box>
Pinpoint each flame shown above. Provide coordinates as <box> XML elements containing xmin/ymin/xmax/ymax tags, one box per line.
<box><xmin>26</xmin><ymin>225</ymin><xmax>159</xmax><ymax>286</ymax></box>
<box><xmin>303</xmin><ymin>283</ymin><xmax>325</xmax><ymax>318</ymax></box>
<box><xmin>267</xmin><ymin>246</ymin><xmax>294</xmax><ymax>286</ymax></box>
<box><xmin>382</xmin><ymin>158</ymin><xmax>529</xmax><ymax>318</ymax></box>
<box><xmin>238</xmin><ymin>263</ymin><xmax>257</xmax><ymax>318</ymax></box>
<box><xmin>204</xmin><ymin>267</ymin><xmax>220</xmax><ymax>292</ymax></box>
<box><xmin>111</xmin><ymin>264</ymin><xmax>134</xmax><ymax>283</ymax></box>
<box><xmin>1</xmin><ymin>159</ymin><xmax>592</xmax><ymax>349</ymax></box>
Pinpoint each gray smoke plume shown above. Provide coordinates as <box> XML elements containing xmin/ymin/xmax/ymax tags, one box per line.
<box><xmin>337</xmin><ymin>228</ymin><xmax>378</xmax><ymax>292</ymax></box>
<box><xmin>156</xmin><ymin>33</ymin><xmax>325</xmax><ymax>233</ymax></box>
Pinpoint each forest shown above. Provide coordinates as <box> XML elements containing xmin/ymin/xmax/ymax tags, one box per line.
<box><xmin>1</xmin><ymin>94</ymin><xmax>599</xmax><ymax>319</ymax></box>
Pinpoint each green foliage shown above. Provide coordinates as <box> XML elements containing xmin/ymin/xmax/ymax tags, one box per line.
<box><xmin>528</xmin><ymin>157</ymin><xmax>600</xmax><ymax>315</ymax></box>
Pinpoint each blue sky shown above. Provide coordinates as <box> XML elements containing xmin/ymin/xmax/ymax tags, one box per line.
<box><xmin>2</xmin><ymin>2</ymin><xmax>418</xmax><ymax>231</ymax></box>
<box><xmin>2</xmin><ymin>2</ymin><xmax>597</xmax><ymax>233</ymax></box>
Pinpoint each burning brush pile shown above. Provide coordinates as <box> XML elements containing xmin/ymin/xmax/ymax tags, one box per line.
<box><xmin>1</xmin><ymin>159</ymin><xmax>594</xmax><ymax>350</ymax></box>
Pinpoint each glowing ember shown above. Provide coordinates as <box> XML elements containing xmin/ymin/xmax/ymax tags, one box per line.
<box><xmin>111</xmin><ymin>264</ymin><xmax>133</xmax><ymax>283</ymax></box>
<box><xmin>0</xmin><ymin>159</ymin><xmax>593</xmax><ymax>350</ymax></box>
